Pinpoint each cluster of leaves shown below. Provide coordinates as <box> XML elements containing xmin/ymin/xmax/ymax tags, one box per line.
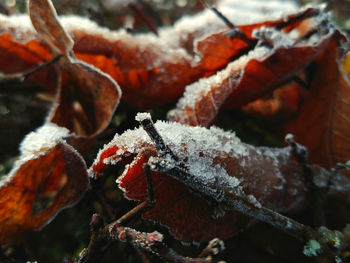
<box><xmin>0</xmin><ymin>0</ymin><xmax>350</xmax><ymax>262</ymax></box>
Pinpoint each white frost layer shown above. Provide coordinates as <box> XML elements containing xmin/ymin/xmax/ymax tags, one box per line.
<box><xmin>0</xmin><ymin>14</ymin><xmax>191</xmax><ymax>68</ymax></box>
<box><xmin>174</xmin><ymin>23</ymin><xmax>302</xmax><ymax>118</ymax></box>
<box><xmin>0</xmin><ymin>0</ymin><xmax>298</xmax><ymax>69</ymax></box>
<box><xmin>175</xmin><ymin>45</ymin><xmax>270</xmax><ymax>111</ymax></box>
<box><xmin>135</xmin><ymin>112</ymin><xmax>152</xmax><ymax>122</ymax></box>
<box><xmin>0</xmin><ymin>14</ymin><xmax>36</xmax><ymax>42</ymax></box>
<box><xmin>20</xmin><ymin>122</ymin><xmax>70</xmax><ymax>156</ymax></box>
<box><xmin>160</xmin><ymin>0</ymin><xmax>298</xmax><ymax>48</ymax></box>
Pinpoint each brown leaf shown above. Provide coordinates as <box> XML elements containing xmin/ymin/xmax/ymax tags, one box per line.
<box><xmin>28</xmin><ymin>0</ymin><xmax>73</xmax><ymax>55</ymax></box>
<box><xmin>28</xmin><ymin>0</ymin><xmax>121</xmax><ymax>139</ymax></box>
<box><xmin>0</xmin><ymin>123</ymin><xmax>88</xmax><ymax>245</ymax></box>
<box><xmin>284</xmin><ymin>38</ymin><xmax>350</xmax><ymax>171</ymax></box>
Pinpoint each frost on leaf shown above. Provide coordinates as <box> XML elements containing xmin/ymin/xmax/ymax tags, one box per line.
<box><xmin>0</xmin><ymin>1</ymin><xmax>316</xmax><ymax>110</ymax></box>
<box><xmin>284</xmin><ymin>38</ymin><xmax>350</xmax><ymax>174</ymax></box>
<box><xmin>169</xmin><ymin>7</ymin><xmax>345</xmax><ymax>127</ymax></box>
<box><xmin>90</xmin><ymin>120</ymin><xmax>307</xmax><ymax>243</ymax></box>
<box><xmin>0</xmin><ymin>123</ymin><xmax>88</xmax><ymax>245</ymax></box>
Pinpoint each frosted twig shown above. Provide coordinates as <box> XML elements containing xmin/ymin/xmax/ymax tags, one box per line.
<box><xmin>275</xmin><ymin>7</ymin><xmax>320</xmax><ymax>30</ymax></box>
<box><xmin>116</xmin><ymin>163</ymin><xmax>156</xmax><ymax>225</ymax></box>
<box><xmin>109</xmin><ymin>223</ymin><xmax>224</xmax><ymax>263</ymax></box>
<box><xmin>139</xmin><ymin>117</ymin><xmax>307</xmax><ymax>241</ymax></box>
<box><xmin>136</xmin><ymin>116</ymin><xmax>344</xmax><ymax>261</ymax></box>
<box><xmin>136</xmin><ymin>113</ymin><xmax>177</xmax><ymax>161</ymax></box>
<box><xmin>79</xmin><ymin>213</ymin><xmax>224</xmax><ymax>263</ymax></box>
<box><xmin>331</xmin><ymin>161</ymin><xmax>350</xmax><ymax>175</ymax></box>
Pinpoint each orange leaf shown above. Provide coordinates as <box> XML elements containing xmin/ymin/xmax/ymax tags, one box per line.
<box><xmin>242</xmin><ymin>83</ymin><xmax>305</xmax><ymax>118</ymax></box>
<box><xmin>28</xmin><ymin>0</ymin><xmax>121</xmax><ymax>140</ymax></box>
<box><xmin>0</xmin><ymin>123</ymin><xmax>88</xmax><ymax>245</ymax></box>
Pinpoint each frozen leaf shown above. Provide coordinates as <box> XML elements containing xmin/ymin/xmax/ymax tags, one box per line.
<box><xmin>27</xmin><ymin>0</ymin><xmax>121</xmax><ymax>139</ymax></box>
<box><xmin>169</xmin><ymin>7</ymin><xmax>344</xmax><ymax>127</ymax></box>
<box><xmin>90</xmin><ymin>120</ymin><xmax>307</xmax><ymax>243</ymax></box>
<box><xmin>69</xmin><ymin>20</ymin><xmax>194</xmax><ymax>109</ymax></box>
<box><xmin>0</xmin><ymin>123</ymin><xmax>88</xmax><ymax>245</ymax></box>
<box><xmin>0</xmin><ymin>2</ymin><xmax>311</xmax><ymax>110</ymax></box>
<box><xmin>284</xmin><ymin>39</ymin><xmax>350</xmax><ymax>172</ymax></box>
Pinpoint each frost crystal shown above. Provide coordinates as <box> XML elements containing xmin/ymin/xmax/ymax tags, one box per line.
<box><xmin>0</xmin><ymin>123</ymin><xmax>70</xmax><ymax>189</ymax></box>
<box><xmin>20</xmin><ymin>122</ymin><xmax>70</xmax><ymax>157</ymax></box>
<box><xmin>135</xmin><ymin>112</ymin><xmax>152</xmax><ymax>123</ymax></box>
<box><xmin>92</xmin><ymin>121</ymin><xmax>249</xmax><ymax>197</ymax></box>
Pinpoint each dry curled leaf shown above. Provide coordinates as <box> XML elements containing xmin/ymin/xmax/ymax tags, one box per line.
<box><xmin>28</xmin><ymin>0</ymin><xmax>121</xmax><ymax>140</ymax></box>
<box><xmin>0</xmin><ymin>123</ymin><xmax>88</xmax><ymax>245</ymax></box>
<box><xmin>90</xmin><ymin>119</ymin><xmax>307</xmax><ymax>243</ymax></box>
<box><xmin>0</xmin><ymin>0</ymin><xmax>121</xmax><ymax>142</ymax></box>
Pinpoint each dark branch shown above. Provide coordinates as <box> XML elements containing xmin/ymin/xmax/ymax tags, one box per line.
<box><xmin>208</xmin><ymin>5</ymin><xmax>255</xmax><ymax>46</ymax></box>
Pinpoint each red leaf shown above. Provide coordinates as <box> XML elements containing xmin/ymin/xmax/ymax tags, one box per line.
<box><xmin>0</xmin><ymin>123</ymin><xmax>88</xmax><ymax>245</ymax></box>
<box><xmin>90</xmin><ymin>121</ymin><xmax>306</xmax><ymax>243</ymax></box>
<box><xmin>284</xmin><ymin>38</ymin><xmax>350</xmax><ymax>171</ymax></box>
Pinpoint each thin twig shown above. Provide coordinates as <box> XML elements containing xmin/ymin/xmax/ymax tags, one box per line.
<box><xmin>128</xmin><ymin>2</ymin><xmax>158</xmax><ymax>36</ymax></box>
<box><xmin>208</xmin><ymin>5</ymin><xmax>254</xmax><ymax>46</ymax></box>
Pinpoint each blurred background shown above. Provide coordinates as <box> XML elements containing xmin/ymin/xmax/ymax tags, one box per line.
<box><xmin>0</xmin><ymin>0</ymin><xmax>349</xmax><ymax>262</ymax></box>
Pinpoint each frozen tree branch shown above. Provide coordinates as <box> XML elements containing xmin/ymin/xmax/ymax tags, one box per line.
<box><xmin>78</xmin><ymin>214</ymin><xmax>225</xmax><ymax>263</ymax></box>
